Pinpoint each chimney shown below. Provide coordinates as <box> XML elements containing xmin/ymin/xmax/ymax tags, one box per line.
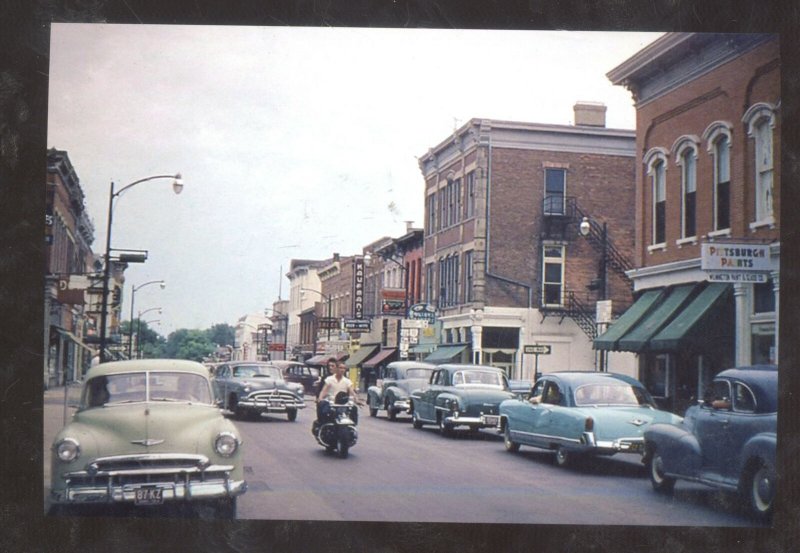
<box><xmin>332</xmin><ymin>253</ymin><xmax>340</xmax><ymax>262</ymax></box>
<box><xmin>573</xmin><ymin>102</ymin><xmax>606</xmax><ymax>127</ymax></box>
<box><xmin>405</xmin><ymin>220</ymin><xmax>414</xmax><ymax>232</ymax></box>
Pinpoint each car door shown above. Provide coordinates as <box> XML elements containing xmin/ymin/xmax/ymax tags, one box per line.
<box><xmin>418</xmin><ymin>368</ymin><xmax>445</xmax><ymax>421</ymax></box>
<box><xmin>529</xmin><ymin>380</ymin><xmax>563</xmax><ymax>446</ymax></box>
<box><xmin>508</xmin><ymin>379</ymin><xmax>546</xmax><ymax>445</ymax></box>
<box><xmin>694</xmin><ymin>378</ymin><xmax>733</xmax><ymax>477</ymax></box>
<box><xmin>212</xmin><ymin>364</ymin><xmax>229</xmax><ymax>404</ymax></box>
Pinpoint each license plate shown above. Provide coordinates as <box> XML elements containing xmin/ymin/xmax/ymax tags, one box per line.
<box><xmin>482</xmin><ymin>415</ymin><xmax>500</xmax><ymax>426</ymax></box>
<box><xmin>628</xmin><ymin>443</ymin><xmax>643</xmax><ymax>453</ymax></box>
<box><xmin>134</xmin><ymin>487</ymin><xmax>164</xmax><ymax>505</ymax></box>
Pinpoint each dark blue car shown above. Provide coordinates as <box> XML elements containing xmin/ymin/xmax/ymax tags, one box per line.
<box><xmin>643</xmin><ymin>364</ymin><xmax>777</xmax><ymax>519</ymax></box>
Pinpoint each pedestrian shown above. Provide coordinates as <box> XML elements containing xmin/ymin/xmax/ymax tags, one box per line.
<box><xmin>315</xmin><ymin>360</ymin><xmax>364</xmax><ymax>427</ymax></box>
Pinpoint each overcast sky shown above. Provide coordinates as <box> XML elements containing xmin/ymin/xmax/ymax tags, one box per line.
<box><xmin>47</xmin><ymin>24</ymin><xmax>662</xmax><ymax>334</ymax></box>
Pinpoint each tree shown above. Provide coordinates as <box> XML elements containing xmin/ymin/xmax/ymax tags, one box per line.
<box><xmin>164</xmin><ymin>328</ymin><xmax>215</xmax><ymax>362</ymax></box>
<box><xmin>206</xmin><ymin>323</ymin><xmax>235</xmax><ymax>349</ymax></box>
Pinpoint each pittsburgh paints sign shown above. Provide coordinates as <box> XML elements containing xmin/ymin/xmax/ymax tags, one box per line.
<box><xmin>702</xmin><ymin>242</ymin><xmax>771</xmax><ymax>283</ymax></box>
<box><xmin>701</xmin><ymin>243</ymin><xmax>771</xmax><ymax>272</ymax></box>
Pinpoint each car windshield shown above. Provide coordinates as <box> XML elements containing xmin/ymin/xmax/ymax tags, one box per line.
<box><xmin>83</xmin><ymin>371</ymin><xmax>213</xmax><ymax>407</ymax></box>
<box><xmin>406</xmin><ymin>369</ymin><xmax>434</xmax><ymax>379</ymax></box>
<box><xmin>453</xmin><ymin>370</ymin><xmax>504</xmax><ymax>387</ymax></box>
<box><xmin>252</xmin><ymin>367</ymin><xmax>281</xmax><ymax>379</ymax></box>
<box><xmin>233</xmin><ymin>365</ymin><xmax>275</xmax><ymax>378</ymax></box>
<box><xmin>573</xmin><ymin>383</ymin><xmax>652</xmax><ymax>407</ymax></box>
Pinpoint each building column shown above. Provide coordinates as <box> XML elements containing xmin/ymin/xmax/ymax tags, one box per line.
<box><xmin>470</xmin><ymin>308</ymin><xmax>483</xmax><ymax>364</ymax></box>
<box><xmin>734</xmin><ymin>283</ymin><xmax>750</xmax><ymax>366</ymax></box>
<box><xmin>517</xmin><ymin>326</ymin><xmax>525</xmax><ymax>380</ymax></box>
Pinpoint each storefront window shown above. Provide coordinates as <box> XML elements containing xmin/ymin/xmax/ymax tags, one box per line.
<box><xmin>753</xmin><ymin>279</ymin><xmax>775</xmax><ymax>313</ymax></box>
<box><xmin>751</xmin><ymin>323</ymin><xmax>775</xmax><ymax>364</ymax></box>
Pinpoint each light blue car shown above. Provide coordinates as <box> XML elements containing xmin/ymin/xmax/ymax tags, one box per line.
<box><xmin>499</xmin><ymin>371</ymin><xmax>682</xmax><ymax>467</ymax></box>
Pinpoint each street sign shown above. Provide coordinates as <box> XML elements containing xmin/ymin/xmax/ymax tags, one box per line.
<box><xmin>317</xmin><ymin>317</ymin><xmax>340</xmax><ymax>330</ymax></box>
<box><xmin>344</xmin><ymin>318</ymin><xmax>371</xmax><ymax>332</ymax></box>
<box><xmin>268</xmin><ymin>343</ymin><xmax>286</xmax><ymax>352</ymax></box>
<box><xmin>524</xmin><ymin>344</ymin><xmax>551</xmax><ymax>355</ymax></box>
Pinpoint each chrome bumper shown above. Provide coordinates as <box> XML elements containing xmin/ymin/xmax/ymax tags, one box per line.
<box><xmin>392</xmin><ymin>399</ymin><xmax>411</xmax><ymax>411</ymax></box>
<box><xmin>582</xmin><ymin>433</ymin><xmax>644</xmax><ymax>453</ymax></box>
<box><xmin>239</xmin><ymin>397</ymin><xmax>305</xmax><ymax>411</ymax></box>
<box><xmin>444</xmin><ymin>413</ymin><xmax>501</xmax><ymax>428</ymax></box>
<box><xmin>52</xmin><ymin>478</ymin><xmax>247</xmax><ymax>504</ymax></box>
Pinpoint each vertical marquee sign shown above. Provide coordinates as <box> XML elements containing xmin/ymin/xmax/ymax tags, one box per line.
<box><xmin>353</xmin><ymin>256</ymin><xmax>365</xmax><ymax>320</ymax></box>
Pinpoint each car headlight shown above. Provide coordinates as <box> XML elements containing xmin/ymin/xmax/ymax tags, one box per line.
<box><xmin>242</xmin><ymin>386</ymin><xmax>251</xmax><ymax>394</ymax></box>
<box><xmin>55</xmin><ymin>438</ymin><xmax>81</xmax><ymax>462</ymax></box>
<box><xmin>214</xmin><ymin>432</ymin><xmax>240</xmax><ymax>457</ymax></box>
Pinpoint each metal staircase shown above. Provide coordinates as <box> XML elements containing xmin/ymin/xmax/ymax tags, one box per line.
<box><xmin>538</xmin><ymin>290</ymin><xmax>597</xmax><ymax>340</ymax></box>
<box><xmin>573</xmin><ymin>202</ymin><xmax>634</xmax><ymax>281</ymax></box>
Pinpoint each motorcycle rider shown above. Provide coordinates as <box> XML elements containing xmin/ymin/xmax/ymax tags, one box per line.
<box><xmin>315</xmin><ymin>360</ymin><xmax>364</xmax><ymax>427</ymax></box>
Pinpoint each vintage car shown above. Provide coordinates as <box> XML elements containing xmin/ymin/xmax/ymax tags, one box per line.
<box><xmin>409</xmin><ymin>364</ymin><xmax>515</xmax><ymax>435</ymax></box>
<box><xmin>366</xmin><ymin>361</ymin><xmax>436</xmax><ymax>420</ymax></box>
<box><xmin>499</xmin><ymin>371</ymin><xmax>682</xmax><ymax>467</ymax></box>
<box><xmin>213</xmin><ymin>361</ymin><xmax>306</xmax><ymax>421</ymax></box>
<box><xmin>270</xmin><ymin>360</ymin><xmax>320</xmax><ymax>396</ymax></box>
<box><xmin>644</xmin><ymin>364</ymin><xmax>777</xmax><ymax>519</ymax></box>
<box><xmin>49</xmin><ymin>359</ymin><xmax>246</xmax><ymax>517</ymax></box>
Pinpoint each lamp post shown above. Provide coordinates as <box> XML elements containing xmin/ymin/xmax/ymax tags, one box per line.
<box><xmin>99</xmin><ymin>173</ymin><xmax>183</xmax><ymax>362</ymax></box>
<box><xmin>128</xmin><ymin>280</ymin><xmax>165</xmax><ymax>357</ymax></box>
<box><xmin>136</xmin><ymin>319</ymin><xmax>160</xmax><ymax>359</ymax></box>
<box><xmin>134</xmin><ymin>307</ymin><xmax>161</xmax><ymax>359</ymax></box>
<box><xmin>580</xmin><ymin>216</ymin><xmax>608</xmax><ymax>371</ymax></box>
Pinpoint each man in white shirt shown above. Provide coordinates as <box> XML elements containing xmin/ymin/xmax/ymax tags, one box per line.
<box><xmin>315</xmin><ymin>361</ymin><xmax>364</xmax><ymax>425</ymax></box>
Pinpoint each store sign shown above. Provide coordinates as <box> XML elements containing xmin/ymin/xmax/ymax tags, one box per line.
<box><xmin>707</xmin><ymin>272</ymin><xmax>767</xmax><ymax>283</ymax></box>
<box><xmin>701</xmin><ymin>243</ymin><xmax>771</xmax><ymax>272</ymax></box>
<box><xmin>407</xmin><ymin>303</ymin><xmax>436</xmax><ymax>322</ymax></box>
<box><xmin>353</xmin><ymin>256</ymin><xmax>365</xmax><ymax>320</ymax></box>
<box><xmin>344</xmin><ymin>318</ymin><xmax>371</xmax><ymax>332</ymax></box>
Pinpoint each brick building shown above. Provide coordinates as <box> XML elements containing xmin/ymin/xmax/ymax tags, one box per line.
<box><xmin>44</xmin><ymin>149</ymin><xmax>97</xmax><ymax>386</ymax></box>
<box><xmin>603</xmin><ymin>33</ymin><xmax>780</xmax><ymax>412</ymax></box>
<box><xmin>418</xmin><ymin>106</ymin><xmax>638</xmax><ymax>380</ymax></box>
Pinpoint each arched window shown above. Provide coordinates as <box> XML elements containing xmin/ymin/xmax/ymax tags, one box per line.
<box><xmin>743</xmin><ymin>103</ymin><xmax>777</xmax><ymax>226</ymax></box>
<box><xmin>703</xmin><ymin>122</ymin><xmax>733</xmax><ymax>232</ymax></box>
<box><xmin>644</xmin><ymin>148</ymin><xmax>669</xmax><ymax>247</ymax></box>
<box><xmin>672</xmin><ymin>136</ymin><xmax>700</xmax><ymax>240</ymax></box>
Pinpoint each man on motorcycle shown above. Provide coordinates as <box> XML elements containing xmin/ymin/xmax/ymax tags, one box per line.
<box><xmin>316</xmin><ymin>360</ymin><xmax>364</xmax><ymax>425</ymax></box>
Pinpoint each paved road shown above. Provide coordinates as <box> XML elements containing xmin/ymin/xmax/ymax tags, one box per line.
<box><xmin>236</xmin><ymin>403</ymin><xmax>763</xmax><ymax>526</ymax></box>
<box><xmin>42</xmin><ymin>387</ymin><xmax>764</xmax><ymax>526</ymax></box>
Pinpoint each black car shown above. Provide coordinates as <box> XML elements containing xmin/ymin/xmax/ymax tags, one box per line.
<box><xmin>212</xmin><ymin>361</ymin><xmax>306</xmax><ymax>421</ymax></box>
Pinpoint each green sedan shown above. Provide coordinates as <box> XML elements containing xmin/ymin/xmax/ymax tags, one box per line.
<box><xmin>49</xmin><ymin>359</ymin><xmax>246</xmax><ymax>517</ymax></box>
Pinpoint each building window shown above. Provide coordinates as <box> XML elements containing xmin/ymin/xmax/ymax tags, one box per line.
<box><xmin>645</xmin><ymin>148</ymin><xmax>669</xmax><ymax>246</ymax></box>
<box><xmin>454</xmin><ymin>178</ymin><xmax>462</xmax><ymax>226</ymax></box>
<box><xmin>544</xmin><ymin>168</ymin><xmax>566</xmax><ymax>215</ymax></box>
<box><xmin>743</xmin><ymin>103</ymin><xmax>777</xmax><ymax>225</ymax></box>
<box><xmin>466</xmin><ymin>171</ymin><xmax>475</xmax><ymax>218</ymax></box>
<box><xmin>541</xmin><ymin>245</ymin><xmax>564</xmax><ymax>306</ymax></box>
<box><xmin>673</xmin><ymin>138</ymin><xmax>698</xmax><ymax>239</ymax></box>
<box><xmin>704</xmin><ymin>122</ymin><xmax>733</xmax><ymax>232</ymax></box>
<box><xmin>425</xmin><ymin>263</ymin><xmax>435</xmax><ymax>304</ymax></box>
<box><xmin>753</xmin><ymin>278</ymin><xmax>775</xmax><ymax>314</ymax></box>
<box><xmin>439</xmin><ymin>188</ymin><xmax>447</xmax><ymax>231</ymax></box>
<box><xmin>464</xmin><ymin>250</ymin><xmax>474</xmax><ymax>302</ymax></box>
<box><xmin>438</xmin><ymin>255</ymin><xmax>460</xmax><ymax>308</ymax></box>
<box><xmin>426</xmin><ymin>193</ymin><xmax>436</xmax><ymax>235</ymax></box>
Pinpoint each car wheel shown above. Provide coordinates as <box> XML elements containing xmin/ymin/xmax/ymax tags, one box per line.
<box><xmin>369</xmin><ymin>406</ymin><xmax>378</xmax><ymax>417</ymax></box>
<box><xmin>215</xmin><ymin>498</ymin><xmax>237</xmax><ymax>519</ymax></box>
<box><xmin>746</xmin><ymin>460</ymin><xmax>775</xmax><ymax>519</ymax></box>
<box><xmin>504</xmin><ymin>425</ymin><xmax>520</xmax><ymax>453</ymax></box>
<box><xmin>286</xmin><ymin>408</ymin><xmax>298</xmax><ymax>422</ymax></box>
<box><xmin>412</xmin><ymin>410</ymin><xmax>423</xmax><ymax>429</ymax></box>
<box><xmin>554</xmin><ymin>446</ymin><xmax>571</xmax><ymax>468</ymax></box>
<box><xmin>386</xmin><ymin>401</ymin><xmax>397</xmax><ymax>421</ymax></box>
<box><xmin>648</xmin><ymin>450</ymin><xmax>676</xmax><ymax>494</ymax></box>
<box><xmin>438</xmin><ymin>413</ymin><xmax>453</xmax><ymax>437</ymax></box>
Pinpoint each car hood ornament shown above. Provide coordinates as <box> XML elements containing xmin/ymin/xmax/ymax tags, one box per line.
<box><xmin>628</xmin><ymin>418</ymin><xmax>647</xmax><ymax>427</ymax></box>
<box><xmin>131</xmin><ymin>438</ymin><xmax>166</xmax><ymax>446</ymax></box>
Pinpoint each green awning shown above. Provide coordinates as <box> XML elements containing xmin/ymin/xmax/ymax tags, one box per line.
<box><xmin>617</xmin><ymin>284</ymin><xmax>697</xmax><ymax>353</ymax></box>
<box><xmin>345</xmin><ymin>344</ymin><xmax>379</xmax><ymax>367</ymax></box>
<box><xmin>594</xmin><ymin>289</ymin><xmax>665</xmax><ymax>351</ymax></box>
<box><xmin>410</xmin><ymin>343</ymin><xmax>436</xmax><ymax>354</ymax></box>
<box><xmin>649</xmin><ymin>283</ymin><xmax>731</xmax><ymax>351</ymax></box>
<box><xmin>424</xmin><ymin>344</ymin><xmax>468</xmax><ymax>364</ymax></box>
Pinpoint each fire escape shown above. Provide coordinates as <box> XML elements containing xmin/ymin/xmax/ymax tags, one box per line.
<box><xmin>538</xmin><ymin>197</ymin><xmax>634</xmax><ymax>340</ymax></box>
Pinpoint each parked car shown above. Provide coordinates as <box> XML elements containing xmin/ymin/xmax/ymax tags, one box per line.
<box><xmin>644</xmin><ymin>364</ymin><xmax>777</xmax><ymax>519</ymax></box>
<box><xmin>212</xmin><ymin>361</ymin><xmax>306</xmax><ymax>421</ymax></box>
<box><xmin>409</xmin><ymin>364</ymin><xmax>515</xmax><ymax>436</ymax></box>
<box><xmin>270</xmin><ymin>360</ymin><xmax>320</xmax><ymax>396</ymax></box>
<box><xmin>49</xmin><ymin>359</ymin><xmax>246</xmax><ymax>517</ymax></box>
<box><xmin>499</xmin><ymin>371</ymin><xmax>682</xmax><ymax>467</ymax></box>
<box><xmin>366</xmin><ymin>361</ymin><xmax>436</xmax><ymax>420</ymax></box>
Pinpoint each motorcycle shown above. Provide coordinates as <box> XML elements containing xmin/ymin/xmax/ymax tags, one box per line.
<box><xmin>312</xmin><ymin>391</ymin><xmax>358</xmax><ymax>458</ymax></box>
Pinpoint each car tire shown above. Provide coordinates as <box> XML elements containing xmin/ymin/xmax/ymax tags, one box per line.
<box><xmin>369</xmin><ymin>406</ymin><xmax>378</xmax><ymax>417</ymax></box>
<box><xmin>504</xmin><ymin>425</ymin><xmax>520</xmax><ymax>453</ymax></box>
<box><xmin>438</xmin><ymin>413</ymin><xmax>453</xmax><ymax>437</ymax></box>
<box><xmin>286</xmin><ymin>408</ymin><xmax>298</xmax><ymax>422</ymax></box>
<box><xmin>412</xmin><ymin>410</ymin><xmax>423</xmax><ymax>429</ymax></box>
<box><xmin>215</xmin><ymin>497</ymin><xmax>237</xmax><ymax>519</ymax></box>
<box><xmin>554</xmin><ymin>446</ymin><xmax>572</xmax><ymax>468</ymax></box>
<box><xmin>648</xmin><ymin>450</ymin><xmax>676</xmax><ymax>494</ymax></box>
<box><xmin>386</xmin><ymin>401</ymin><xmax>397</xmax><ymax>421</ymax></box>
<box><xmin>745</xmin><ymin>459</ymin><xmax>775</xmax><ymax>519</ymax></box>
<box><xmin>337</xmin><ymin>437</ymin><xmax>349</xmax><ymax>459</ymax></box>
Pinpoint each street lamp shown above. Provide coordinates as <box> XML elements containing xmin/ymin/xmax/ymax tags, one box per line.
<box><xmin>579</xmin><ymin>215</ymin><xmax>608</xmax><ymax>372</ymax></box>
<box><xmin>128</xmin><ymin>280</ymin><xmax>165</xmax><ymax>357</ymax></box>
<box><xmin>134</xmin><ymin>307</ymin><xmax>162</xmax><ymax>358</ymax></box>
<box><xmin>99</xmin><ymin>173</ymin><xmax>183</xmax><ymax>362</ymax></box>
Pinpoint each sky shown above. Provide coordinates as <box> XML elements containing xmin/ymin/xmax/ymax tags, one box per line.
<box><xmin>47</xmin><ymin>24</ymin><xmax>663</xmax><ymax>335</ymax></box>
